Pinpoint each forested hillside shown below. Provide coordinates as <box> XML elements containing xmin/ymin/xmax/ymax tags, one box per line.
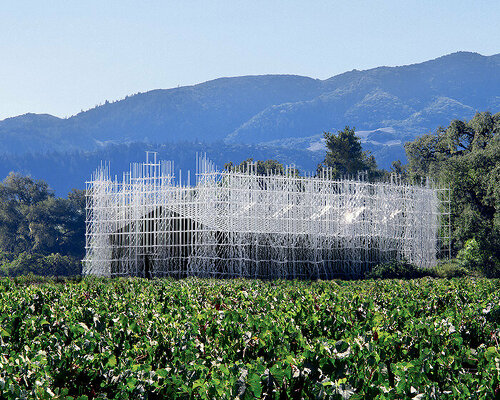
<box><xmin>0</xmin><ymin>142</ymin><xmax>323</xmax><ymax>195</ymax></box>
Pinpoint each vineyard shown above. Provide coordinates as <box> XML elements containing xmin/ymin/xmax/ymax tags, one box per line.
<box><xmin>1</xmin><ymin>277</ymin><xmax>500</xmax><ymax>399</ymax></box>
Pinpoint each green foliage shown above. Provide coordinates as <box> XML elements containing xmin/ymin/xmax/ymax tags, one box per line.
<box><xmin>433</xmin><ymin>259</ymin><xmax>471</xmax><ymax>278</ymax></box>
<box><xmin>404</xmin><ymin>111</ymin><xmax>499</xmax><ymax>179</ymax></box>
<box><xmin>366</xmin><ymin>260</ymin><xmax>433</xmax><ymax>279</ymax></box>
<box><xmin>0</xmin><ymin>252</ymin><xmax>81</xmax><ymax>277</ymax></box>
<box><xmin>319</xmin><ymin>126</ymin><xmax>383</xmax><ymax>180</ymax></box>
<box><xmin>0</xmin><ymin>173</ymin><xmax>85</xmax><ymax>276</ymax></box>
<box><xmin>0</xmin><ymin>250</ymin><xmax>15</xmax><ymax>265</ymax></box>
<box><xmin>1</xmin><ymin>277</ymin><xmax>500</xmax><ymax>398</ymax></box>
<box><xmin>389</xmin><ymin>159</ymin><xmax>408</xmax><ymax>179</ymax></box>
<box><xmin>456</xmin><ymin>239</ymin><xmax>500</xmax><ymax>278</ymax></box>
<box><xmin>0</xmin><ymin>172</ymin><xmax>53</xmax><ymax>253</ymax></box>
<box><xmin>405</xmin><ymin>112</ymin><xmax>500</xmax><ymax>274</ymax></box>
<box><xmin>457</xmin><ymin>238</ymin><xmax>486</xmax><ymax>269</ymax></box>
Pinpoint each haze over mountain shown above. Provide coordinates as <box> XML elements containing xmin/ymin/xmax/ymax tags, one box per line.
<box><xmin>1</xmin><ymin>51</ymin><xmax>499</xmax><ymax>194</ymax></box>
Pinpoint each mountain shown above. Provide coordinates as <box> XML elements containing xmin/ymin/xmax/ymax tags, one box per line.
<box><xmin>226</xmin><ymin>52</ymin><xmax>499</xmax><ymax>144</ymax></box>
<box><xmin>0</xmin><ymin>51</ymin><xmax>499</xmax><ymax>194</ymax></box>
<box><xmin>0</xmin><ymin>75</ymin><xmax>323</xmax><ymax>153</ymax></box>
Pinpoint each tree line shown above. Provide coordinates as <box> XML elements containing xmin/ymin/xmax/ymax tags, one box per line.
<box><xmin>0</xmin><ymin>174</ymin><xmax>84</xmax><ymax>276</ymax></box>
<box><xmin>0</xmin><ymin>111</ymin><xmax>498</xmax><ymax>276</ymax></box>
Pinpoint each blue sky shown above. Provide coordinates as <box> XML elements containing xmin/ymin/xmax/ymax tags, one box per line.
<box><xmin>1</xmin><ymin>0</ymin><xmax>499</xmax><ymax>120</ymax></box>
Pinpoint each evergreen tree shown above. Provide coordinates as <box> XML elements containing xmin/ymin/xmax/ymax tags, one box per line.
<box><xmin>318</xmin><ymin>126</ymin><xmax>381</xmax><ymax>179</ymax></box>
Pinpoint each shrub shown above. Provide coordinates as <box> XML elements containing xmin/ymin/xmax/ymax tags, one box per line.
<box><xmin>2</xmin><ymin>252</ymin><xmax>82</xmax><ymax>277</ymax></box>
<box><xmin>366</xmin><ymin>259</ymin><xmax>433</xmax><ymax>279</ymax></box>
<box><xmin>433</xmin><ymin>259</ymin><xmax>471</xmax><ymax>278</ymax></box>
<box><xmin>457</xmin><ymin>239</ymin><xmax>484</xmax><ymax>269</ymax></box>
<box><xmin>457</xmin><ymin>238</ymin><xmax>500</xmax><ymax>277</ymax></box>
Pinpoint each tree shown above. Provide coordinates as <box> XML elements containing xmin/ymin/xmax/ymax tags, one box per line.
<box><xmin>25</xmin><ymin>191</ymin><xmax>86</xmax><ymax>258</ymax></box>
<box><xmin>64</xmin><ymin>189</ymin><xmax>86</xmax><ymax>258</ymax></box>
<box><xmin>0</xmin><ymin>173</ymin><xmax>86</xmax><ymax>275</ymax></box>
<box><xmin>405</xmin><ymin>111</ymin><xmax>500</xmax><ymax>273</ymax></box>
<box><xmin>405</xmin><ymin>111</ymin><xmax>500</xmax><ymax>179</ymax></box>
<box><xmin>390</xmin><ymin>160</ymin><xmax>407</xmax><ymax>179</ymax></box>
<box><xmin>0</xmin><ymin>173</ymin><xmax>53</xmax><ymax>253</ymax></box>
<box><xmin>318</xmin><ymin>126</ymin><xmax>381</xmax><ymax>179</ymax></box>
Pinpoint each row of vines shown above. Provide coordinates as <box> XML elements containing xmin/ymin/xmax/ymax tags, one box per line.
<box><xmin>1</xmin><ymin>277</ymin><xmax>500</xmax><ymax>399</ymax></box>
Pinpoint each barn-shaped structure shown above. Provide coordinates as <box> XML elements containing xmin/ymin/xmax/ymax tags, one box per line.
<box><xmin>83</xmin><ymin>154</ymin><xmax>448</xmax><ymax>278</ymax></box>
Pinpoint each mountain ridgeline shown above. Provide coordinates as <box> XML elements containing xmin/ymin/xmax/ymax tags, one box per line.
<box><xmin>1</xmin><ymin>51</ymin><xmax>499</xmax><ymax>194</ymax></box>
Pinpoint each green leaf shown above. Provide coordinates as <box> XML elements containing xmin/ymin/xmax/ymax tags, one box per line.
<box><xmin>192</xmin><ymin>379</ymin><xmax>204</xmax><ymax>389</ymax></box>
<box><xmin>156</xmin><ymin>368</ymin><xmax>169</xmax><ymax>378</ymax></box>
<box><xmin>106</xmin><ymin>354</ymin><xmax>117</xmax><ymax>367</ymax></box>
<box><xmin>485</xmin><ymin>346</ymin><xmax>498</xmax><ymax>361</ymax></box>
<box><xmin>127</xmin><ymin>377</ymin><xmax>137</xmax><ymax>390</ymax></box>
<box><xmin>248</xmin><ymin>372</ymin><xmax>262</xmax><ymax>398</ymax></box>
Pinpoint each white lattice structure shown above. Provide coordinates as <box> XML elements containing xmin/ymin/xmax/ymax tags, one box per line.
<box><xmin>83</xmin><ymin>153</ymin><xmax>448</xmax><ymax>278</ymax></box>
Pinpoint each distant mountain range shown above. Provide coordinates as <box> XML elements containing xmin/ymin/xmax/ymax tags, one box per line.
<box><xmin>1</xmin><ymin>51</ymin><xmax>499</xmax><ymax>194</ymax></box>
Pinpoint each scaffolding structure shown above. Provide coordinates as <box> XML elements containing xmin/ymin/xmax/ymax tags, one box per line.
<box><xmin>83</xmin><ymin>153</ymin><xmax>449</xmax><ymax>278</ymax></box>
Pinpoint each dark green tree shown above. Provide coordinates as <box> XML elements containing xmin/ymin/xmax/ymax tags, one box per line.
<box><xmin>0</xmin><ymin>173</ymin><xmax>85</xmax><ymax>275</ymax></box>
<box><xmin>405</xmin><ymin>111</ymin><xmax>500</xmax><ymax>179</ymax></box>
<box><xmin>25</xmin><ymin>190</ymin><xmax>86</xmax><ymax>258</ymax></box>
<box><xmin>390</xmin><ymin>160</ymin><xmax>407</xmax><ymax>179</ymax></box>
<box><xmin>405</xmin><ymin>111</ymin><xmax>500</xmax><ymax>273</ymax></box>
<box><xmin>0</xmin><ymin>173</ymin><xmax>53</xmax><ymax>253</ymax></box>
<box><xmin>318</xmin><ymin>126</ymin><xmax>381</xmax><ymax>179</ymax></box>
